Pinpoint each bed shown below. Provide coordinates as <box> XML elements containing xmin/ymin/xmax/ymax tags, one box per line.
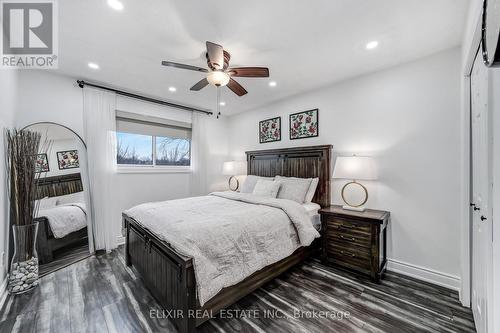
<box><xmin>123</xmin><ymin>145</ymin><xmax>332</xmax><ymax>333</ymax></box>
<box><xmin>34</xmin><ymin>173</ymin><xmax>88</xmax><ymax>264</ymax></box>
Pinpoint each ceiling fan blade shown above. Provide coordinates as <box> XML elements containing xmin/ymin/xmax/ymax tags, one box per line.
<box><xmin>227</xmin><ymin>78</ymin><xmax>248</xmax><ymax>96</ymax></box>
<box><xmin>206</xmin><ymin>41</ymin><xmax>224</xmax><ymax>70</ymax></box>
<box><xmin>190</xmin><ymin>78</ymin><xmax>209</xmax><ymax>91</ymax></box>
<box><xmin>228</xmin><ymin>67</ymin><xmax>270</xmax><ymax>78</ymax></box>
<box><xmin>161</xmin><ymin>61</ymin><xmax>207</xmax><ymax>73</ymax></box>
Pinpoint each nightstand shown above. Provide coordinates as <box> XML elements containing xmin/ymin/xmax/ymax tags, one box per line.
<box><xmin>319</xmin><ymin>205</ymin><xmax>390</xmax><ymax>282</ymax></box>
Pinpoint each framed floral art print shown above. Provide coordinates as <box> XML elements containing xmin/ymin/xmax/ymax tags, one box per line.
<box><xmin>289</xmin><ymin>109</ymin><xmax>319</xmax><ymax>140</ymax></box>
<box><xmin>259</xmin><ymin>117</ymin><xmax>281</xmax><ymax>143</ymax></box>
<box><xmin>35</xmin><ymin>154</ymin><xmax>49</xmax><ymax>173</ymax></box>
<box><xmin>57</xmin><ymin>150</ymin><xmax>80</xmax><ymax>170</ymax></box>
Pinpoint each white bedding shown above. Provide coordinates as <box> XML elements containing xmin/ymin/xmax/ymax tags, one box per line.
<box><xmin>38</xmin><ymin>202</ymin><xmax>87</xmax><ymax>239</ymax></box>
<box><xmin>302</xmin><ymin>202</ymin><xmax>321</xmax><ymax>216</ymax></box>
<box><xmin>124</xmin><ymin>191</ymin><xmax>320</xmax><ymax>306</ymax></box>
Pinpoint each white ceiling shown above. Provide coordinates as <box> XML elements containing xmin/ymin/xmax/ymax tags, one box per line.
<box><xmin>57</xmin><ymin>0</ymin><xmax>469</xmax><ymax>116</ymax></box>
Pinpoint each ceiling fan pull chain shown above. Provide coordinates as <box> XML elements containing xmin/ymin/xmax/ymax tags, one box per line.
<box><xmin>216</xmin><ymin>86</ymin><xmax>221</xmax><ymax>119</ymax></box>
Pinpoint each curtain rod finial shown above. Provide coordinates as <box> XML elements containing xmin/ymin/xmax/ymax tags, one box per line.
<box><xmin>77</xmin><ymin>80</ymin><xmax>84</xmax><ymax>88</ymax></box>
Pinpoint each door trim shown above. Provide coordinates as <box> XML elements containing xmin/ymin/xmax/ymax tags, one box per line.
<box><xmin>460</xmin><ymin>7</ymin><xmax>483</xmax><ymax>308</ymax></box>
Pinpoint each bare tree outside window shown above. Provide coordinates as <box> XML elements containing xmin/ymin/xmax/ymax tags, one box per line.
<box><xmin>116</xmin><ymin>132</ymin><xmax>153</xmax><ymax>165</ymax></box>
<box><xmin>156</xmin><ymin>136</ymin><xmax>191</xmax><ymax>166</ymax></box>
<box><xmin>116</xmin><ymin>132</ymin><xmax>191</xmax><ymax>167</ymax></box>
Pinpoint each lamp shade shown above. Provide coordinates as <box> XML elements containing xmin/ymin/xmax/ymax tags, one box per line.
<box><xmin>333</xmin><ymin>156</ymin><xmax>377</xmax><ymax>180</ymax></box>
<box><xmin>222</xmin><ymin>161</ymin><xmax>247</xmax><ymax>176</ymax></box>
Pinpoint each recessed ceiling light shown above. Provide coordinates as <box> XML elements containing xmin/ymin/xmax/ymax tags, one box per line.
<box><xmin>107</xmin><ymin>0</ymin><xmax>124</xmax><ymax>11</ymax></box>
<box><xmin>219</xmin><ymin>101</ymin><xmax>226</xmax><ymax>106</ymax></box>
<box><xmin>88</xmin><ymin>62</ymin><xmax>99</xmax><ymax>70</ymax></box>
<box><xmin>269</xmin><ymin>81</ymin><xmax>277</xmax><ymax>87</ymax></box>
<box><xmin>366</xmin><ymin>41</ymin><xmax>379</xmax><ymax>50</ymax></box>
<box><xmin>168</xmin><ymin>86</ymin><xmax>176</xmax><ymax>92</ymax></box>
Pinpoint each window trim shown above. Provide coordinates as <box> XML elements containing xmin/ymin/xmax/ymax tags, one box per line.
<box><xmin>116</xmin><ymin>165</ymin><xmax>192</xmax><ymax>174</ymax></box>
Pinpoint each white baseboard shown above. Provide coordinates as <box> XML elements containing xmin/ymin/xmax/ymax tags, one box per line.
<box><xmin>116</xmin><ymin>235</ymin><xmax>125</xmax><ymax>246</ymax></box>
<box><xmin>387</xmin><ymin>258</ymin><xmax>461</xmax><ymax>292</ymax></box>
<box><xmin>0</xmin><ymin>276</ymin><xmax>8</xmax><ymax>311</ymax></box>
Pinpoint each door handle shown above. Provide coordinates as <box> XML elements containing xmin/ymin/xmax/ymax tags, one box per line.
<box><xmin>480</xmin><ymin>216</ymin><xmax>487</xmax><ymax>221</ymax></box>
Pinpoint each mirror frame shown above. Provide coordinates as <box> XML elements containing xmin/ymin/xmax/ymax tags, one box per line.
<box><xmin>12</xmin><ymin>122</ymin><xmax>95</xmax><ymax>271</ymax></box>
<box><xmin>482</xmin><ymin>0</ymin><xmax>500</xmax><ymax>67</ymax></box>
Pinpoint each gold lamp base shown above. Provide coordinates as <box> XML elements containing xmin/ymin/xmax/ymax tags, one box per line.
<box><xmin>228</xmin><ymin>176</ymin><xmax>239</xmax><ymax>191</ymax></box>
<box><xmin>341</xmin><ymin>180</ymin><xmax>368</xmax><ymax>211</ymax></box>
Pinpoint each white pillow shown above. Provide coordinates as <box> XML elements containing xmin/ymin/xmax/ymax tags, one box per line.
<box><xmin>56</xmin><ymin>192</ymin><xmax>84</xmax><ymax>205</ymax></box>
<box><xmin>275</xmin><ymin>176</ymin><xmax>312</xmax><ymax>204</ymax></box>
<box><xmin>252</xmin><ymin>179</ymin><xmax>281</xmax><ymax>198</ymax></box>
<box><xmin>36</xmin><ymin>196</ymin><xmax>58</xmax><ymax>210</ymax></box>
<box><xmin>304</xmin><ymin>177</ymin><xmax>319</xmax><ymax>203</ymax></box>
<box><xmin>240</xmin><ymin>175</ymin><xmax>274</xmax><ymax>193</ymax></box>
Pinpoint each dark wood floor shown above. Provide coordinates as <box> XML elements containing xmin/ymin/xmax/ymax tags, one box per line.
<box><xmin>0</xmin><ymin>247</ymin><xmax>475</xmax><ymax>333</ymax></box>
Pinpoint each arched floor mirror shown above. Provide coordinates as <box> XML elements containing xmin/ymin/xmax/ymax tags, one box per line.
<box><xmin>22</xmin><ymin>122</ymin><xmax>95</xmax><ymax>276</ymax></box>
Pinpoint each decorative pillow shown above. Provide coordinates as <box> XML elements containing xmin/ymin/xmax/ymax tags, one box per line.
<box><xmin>36</xmin><ymin>196</ymin><xmax>58</xmax><ymax>210</ymax></box>
<box><xmin>252</xmin><ymin>179</ymin><xmax>281</xmax><ymax>198</ymax></box>
<box><xmin>275</xmin><ymin>176</ymin><xmax>312</xmax><ymax>203</ymax></box>
<box><xmin>56</xmin><ymin>191</ymin><xmax>85</xmax><ymax>205</ymax></box>
<box><xmin>240</xmin><ymin>175</ymin><xmax>274</xmax><ymax>193</ymax></box>
<box><xmin>304</xmin><ymin>177</ymin><xmax>319</xmax><ymax>203</ymax></box>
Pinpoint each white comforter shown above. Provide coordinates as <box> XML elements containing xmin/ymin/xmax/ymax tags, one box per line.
<box><xmin>124</xmin><ymin>191</ymin><xmax>320</xmax><ymax>306</ymax></box>
<box><xmin>38</xmin><ymin>203</ymin><xmax>87</xmax><ymax>239</ymax></box>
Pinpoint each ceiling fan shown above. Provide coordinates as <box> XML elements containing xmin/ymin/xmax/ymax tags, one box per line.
<box><xmin>161</xmin><ymin>41</ymin><xmax>270</xmax><ymax>96</ymax></box>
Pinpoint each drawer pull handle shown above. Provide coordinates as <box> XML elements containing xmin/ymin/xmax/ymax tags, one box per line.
<box><xmin>340</xmin><ymin>224</ymin><xmax>355</xmax><ymax>229</ymax></box>
<box><xmin>340</xmin><ymin>250</ymin><xmax>356</xmax><ymax>257</ymax></box>
<box><xmin>340</xmin><ymin>235</ymin><xmax>355</xmax><ymax>242</ymax></box>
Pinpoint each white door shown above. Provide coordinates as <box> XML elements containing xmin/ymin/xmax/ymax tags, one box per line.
<box><xmin>471</xmin><ymin>50</ymin><xmax>493</xmax><ymax>333</ymax></box>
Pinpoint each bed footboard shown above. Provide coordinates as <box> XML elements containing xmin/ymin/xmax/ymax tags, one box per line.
<box><xmin>124</xmin><ymin>214</ymin><xmax>197</xmax><ymax>333</ymax></box>
<box><xmin>123</xmin><ymin>213</ymin><xmax>319</xmax><ymax>333</ymax></box>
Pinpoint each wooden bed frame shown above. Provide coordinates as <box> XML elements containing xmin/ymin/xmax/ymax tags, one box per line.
<box><xmin>123</xmin><ymin>145</ymin><xmax>332</xmax><ymax>332</ymax></box>
<box><xmin>35</xmin><ymin>173</ymin><xmax>88</xmax><ymax>264</ymax></box>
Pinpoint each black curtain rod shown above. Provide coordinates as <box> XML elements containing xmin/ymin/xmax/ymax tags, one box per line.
<box><xmin>76</xmin><ymin>80</ymin><xmax>213</xmax><ymax>115</ymax></box>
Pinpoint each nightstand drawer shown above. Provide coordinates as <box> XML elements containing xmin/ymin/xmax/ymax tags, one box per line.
<box><xmin>327</xmin><ymin>247</ymin><xmax>371</xmax><ymax>272</ymax></box>
<box><xmin>326</xmin><ymin>217</ymin><xmax>371</xmax><ymax>235</ymax></box>
<box><xmin>326</xmin><ymin>231</ymin><xmax>371</xmax><ymax>248</ymax></box>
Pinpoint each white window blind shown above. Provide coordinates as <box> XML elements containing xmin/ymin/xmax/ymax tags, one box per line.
<box><xmin>116</xmin><ymin>111</ymin><xmax>191</xmax><ymax>140</ymax></box>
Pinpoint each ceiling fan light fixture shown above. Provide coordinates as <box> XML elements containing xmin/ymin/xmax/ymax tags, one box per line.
<box><xmin>207</xmin><ymin>71</ymin><xmax>230</xmax><ymax>87</ymax></box>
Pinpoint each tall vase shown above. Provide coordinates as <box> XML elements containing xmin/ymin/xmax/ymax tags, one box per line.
<box><xmin>8</xmin><ymin>222</ymin><xmax>39</xmax><ymax>294</ymax></box>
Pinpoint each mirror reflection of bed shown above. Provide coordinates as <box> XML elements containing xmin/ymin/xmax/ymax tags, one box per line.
<box><xmin>26</xmin><ymin>123</ymin><xmax>92</xmax><ymax>276</ymax></box>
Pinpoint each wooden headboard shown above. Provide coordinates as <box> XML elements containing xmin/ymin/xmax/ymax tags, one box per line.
<box><xmin>35</xmin><ymin>173</ymin><xmax>83</xmax><ymax>199</ymax></box>
<box><xmin>246</xmin><ymin>145</ymin><xmax>332</xmax><ymax>207</ymax></box>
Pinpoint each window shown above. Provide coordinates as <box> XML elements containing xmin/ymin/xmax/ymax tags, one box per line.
<box><xmin>116</xmin><ymin>132</ymin><xmax>153</xmax><ymax>165</ymax></box>
<box><xmin>116</xmin><ymin>112</ymin><xmax>191</xmax><ymax>170</ymax></box>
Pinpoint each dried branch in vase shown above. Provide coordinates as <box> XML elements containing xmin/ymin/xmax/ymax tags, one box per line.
<box><xmin>5</xmin><ymin>129</ymin><xmax>42</xmax><ymax>226</ymax></box>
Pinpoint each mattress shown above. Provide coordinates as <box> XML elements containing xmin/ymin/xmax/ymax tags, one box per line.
<box><xmin>303</xmin><ymin>202</ymin><xmax>321</xmax><ymax>231</ymax></box>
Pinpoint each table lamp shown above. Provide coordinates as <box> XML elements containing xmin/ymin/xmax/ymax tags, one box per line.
<box><xmin>332</xmin><ymin>156</ymin><xmax>377</xmax><ymax>211</ymax></box>
<box><xmin>222</xmin><ymin>161</ymin><xmax>247</xmax><ymax>191</ymax></box>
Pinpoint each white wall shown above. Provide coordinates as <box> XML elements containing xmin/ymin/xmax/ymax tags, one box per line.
<box><xmin>14</xmin><ymin>70</ymin><xmax>228</xmax><ymax>242</ymax></box>
<box><xmin>227</xmin><ymin>48</ymin><xmax>462</xmax><ymax>288</ymax></box>
<box><xmin>0</xmin><ymin>69</ymin><xmax>18</xmax><ymax>294</ymax></box>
